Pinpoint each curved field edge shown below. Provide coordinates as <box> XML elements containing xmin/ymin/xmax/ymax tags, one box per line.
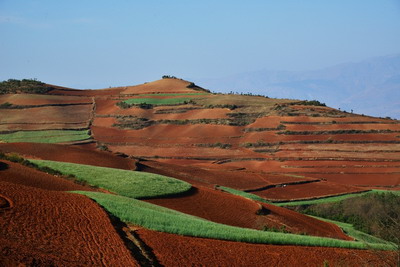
<box><xmin>217</xmin><ymin>185</ymin><xmax>400</xmax><ymax>206</ymax></box>
<box><xmin>73</xmin><ymin>191</ymin><xmax>395</xmax><ymax>250</ymax></box>
<box><xmin>0</xmin><ymin>130</ymin><xmax>91</xmax><ymax>143</ymax></box>
<box><xmin>218</xmin><ymin>186</ymin><xmax>396</xmax><ymax>246</ymax></box>
<box><xmin>29</xmin><ymin>159</ymin><xmax>191</xmax><ymax>199</ymax></box>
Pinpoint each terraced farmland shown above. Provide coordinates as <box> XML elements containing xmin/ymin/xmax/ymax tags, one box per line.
<box><xmin>1</xmin><ymin>77</ymin><xmax>399</xmax><ymax>266</ymax></box>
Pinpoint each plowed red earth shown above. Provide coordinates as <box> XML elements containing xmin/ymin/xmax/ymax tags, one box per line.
<box><xmin>146</xmin><ymin>184</ymin><xmax>351</xmax><ymax>239</ymax></box>
<box><xmin>0</xmin><ymin>160</ymin><xmax>90</xmax><ymax>191</ymax></box>
<box><xmin>253</xmin><ymin>181</ymin><xmax>364</xmax><ymax>201</ymax></box>
<box><xmin>305</xmin><ymin>173</ymin><xmax>400</xmax><ymax>186</ymax></box>
<box><xmin>0</xmin><ymin>181</ymin><xmax>137</xmax><ymax>266</ymax></box>
<box><xmin>285</xmin><ymin>123</ymin><xmax>400</xmax><ymax>131</ymax></box>
<box><xmin>140</xmin><ymin>160</ymin><xmax>272</xmax><ymax>190</ymax></box>
<box><xmin>108</xmin><ymin>145</ymin><xmax>262</xmax><ymax>159</ymax></box>
<box><xmin>280</xmin><ymin>115</ymin><xmax>391</xmax><ymax>123</ymax></box>
<box><xmin>0</xmin><ymin>143</ymin><xmax>136</xmax><ymax>170</ymax></box>
<box><xmin>0</xmin><ymin>105</ymin><xmax>91</xmax><ymax>124</ymax></box>
<box><xmin>121</xmin><ymin>79</ymin><xmax>201</xmax><ymax>94</ymax></box>
<box><xmin>0</xmin><ymin>94</ymin><xmax>91</xmax><ymax>105</ymax></box>
<box><xmin>48</xmin><ymin>87</ymin><xmax>124</xmax><ymax>96</ymax></box>
<box><xmin>137</xmin><ymin>229</ymin><xmax>393</xmax><ymax>267</ymax></box>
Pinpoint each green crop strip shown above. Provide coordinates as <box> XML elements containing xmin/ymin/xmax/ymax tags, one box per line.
<box><xmin>0</xmin><ymin>130</ymin><xmax>90</xmax><ymax>143</ymax></box>
<box><xmin>30</xmin><ymin>160</ymin><xmax>191</xmax><ymax>199</ymax></box>
<box><xmin>72</xmin><ymin>191</ymin><xmax>394</xmax><ymax>250</ymax></box>
<box><xmin>275</xmin><ymin>189</ymin><xmax>400</xmax><ymax>206</ymax></box>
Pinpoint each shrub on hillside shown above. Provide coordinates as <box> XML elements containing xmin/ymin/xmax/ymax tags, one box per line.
<box><xmin>0</xmin><ymin>78</ymin><xmax>53</xmax><ymax>94</ymax></box>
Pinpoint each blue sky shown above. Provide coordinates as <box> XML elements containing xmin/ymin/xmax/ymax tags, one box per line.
<box><xmin>0</xmin><ymin>0</ymin><xmax>399</xmax><ymax>88</ymax></box>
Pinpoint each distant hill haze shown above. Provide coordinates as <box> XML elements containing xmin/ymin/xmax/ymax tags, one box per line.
<box><xmin>195</xmin><ymin>54</ymin><xmax>400</xmax><ymax>119</ymax></box>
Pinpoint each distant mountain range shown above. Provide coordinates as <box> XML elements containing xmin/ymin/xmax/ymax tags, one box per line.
<box><xmin>194</xmin><ymin>54</ymin><xmax>400</xmax><ymax>119</ymax></box>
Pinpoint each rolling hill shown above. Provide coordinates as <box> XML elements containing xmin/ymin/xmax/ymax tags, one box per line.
<box><xmin>0</xmin><ymin>77</ymin><xmax>399</xmax><ymax>266</ymax></box>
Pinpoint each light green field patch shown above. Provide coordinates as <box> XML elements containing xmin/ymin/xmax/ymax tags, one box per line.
<box><xmin>73</xmin><ymin>191</ymin><xmax>394</xmax><ymax>250</ymax></box>
<box><xmin>0</xmin><ymin>130</ymin><xmax>90</xmax><ymax>143</ymax></box>
<box><xmin>30</xmin><ymin>159</ymin><xmax>192</xmax><ymax>199</ymax></box>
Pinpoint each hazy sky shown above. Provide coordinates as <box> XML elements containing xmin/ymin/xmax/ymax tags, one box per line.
<box><xmin>1</xmin><ymin>0</ymin><xmax>399</xmax><ymax>88</ymax></box>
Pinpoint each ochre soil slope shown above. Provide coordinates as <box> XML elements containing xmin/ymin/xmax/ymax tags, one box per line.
<box><xmin>0</xmin><ymin>142</ymin><xmax>136</xmax><ymax>170</ymax></box>
<box><xmin>0</xmin><ymin>181</ymin><xmax>137</xmax><ymax>266</ymax></box>
<box><xmin>137</xmin><ymin>228</ymin><xmax>395</xmax><ymax>267</ymax></box>
<box><xmin>145</xmin><ymin>185</ymin><xmax>351</xmax><ymax>240</ymax></box>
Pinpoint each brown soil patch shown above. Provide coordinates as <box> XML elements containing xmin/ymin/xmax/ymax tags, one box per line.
<box><xmin>145</xmin><ymin>185</ymin><xmax>351</xmax><ymax>239</ymax></box>
<box><xmin>107</xmin><ymin>145</ymin><xmax>261</xmax><ymax>159</ymax></box>
<box><xmin>92</xmin><ymin>124</ymin><xmax>244</xmax><ymax>141</ymax></box>
<box><xmin>145</xmin><ymin>186</ymin><xmax>265</xmax><ymax>229</ymax></box>
<box><xmin>285</xmin><ymin>123</ymin><xmax>400</xmax><ymax>131</ymax></box>
<box><xmin>0</xmin><ymin>104</ymin><xmax>91</xmax><ymax>124</ymax></box>
<box><xmin>48</xmin><ymin>87</ymin><xmax>125</xmax><ymax>96</ymax></box>
<box><xmin>305</xmin><ymin>173</ymin><xmax>400</xmax><ymax>187</ymax></box>
<box><xmin>247</xmin><ymin>115</ymin><xmax>283</xmax><ymax>128</ymax></box>
<box><xmin>121</xmin><ymin>79</ymin><xmax>203</xmax><ymax>95</ymax></box>
<box><xmin>139</xmin><ymin>160</ymin><xmax>269</xmax><ymax>190</ymax></box>
<box><xmin>0</xmin><ymin>160</ymin><xmax>91</xmax><ymax>191</ymax></box>
<box><xmin>0</xmin><ymin>181</ymin><xmax>137</xmax><ymax>266</ymax></box>
<box><xmin>137</xmin><ymin>229</ymin><xmax>393</xmax><ymax>267</ymax></box>
<box><xmin>93</xmin><ymin>116</ymin><xmax>118</xmax><ymax>127</ymax></box>
<box><xmin>0</xmin><ymin>143</ymin><xmax>136</xmax><ymax>170</ymax></box>
<box><xmin>253</xmin><ymin>181</ymin><xmax>363</xmax><ymax>201</ymax></box>
<box><xmin>0</xmin><ymin>94</ymin><xmax>91</xmax><ymax>105</ymax></box>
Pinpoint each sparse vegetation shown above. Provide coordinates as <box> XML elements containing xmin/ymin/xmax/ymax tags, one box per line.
<box><xmin>0</xmin><ymin>79</ymin><xmax>53</xmax><ymax>94</ymax></box>
<box><xmin>196</xmin><ymin>143</ymin><xmax>232</xmax><ymax>149</ymax></box>
<box><xmin>30</xmin><ymin>160</ymin><xmax>192</xmax><ymax>199</ymax></box>
<box><xmin>293</xmin><ymin>192</ymin><xmax>400</xmax><ymax>244</ymax></box>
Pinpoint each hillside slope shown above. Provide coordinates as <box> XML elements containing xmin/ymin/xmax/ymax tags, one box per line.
<box><xmin>0</xmin><ymin>77</ymin><xmax>398</xmax><ymax>266</ymax></box>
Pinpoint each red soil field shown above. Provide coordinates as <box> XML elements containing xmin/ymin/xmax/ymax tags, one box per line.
<box><xmin>121</xmin><ymin>79</ymin><xmax>203</xmax><ymax>95</ymax></box>
<box><xmin>279</xmin><ymin>115</ymin><xmax>392</xmax><ymax>123</ymax></box>
<box><xmin>0</xmin><ymin>105</ymin><xmax>92</xmax><ymax>124</ymax></box>
<box><xmin>137</xmin><ymin>229</ymin><xmax>393</xmax><ymax>267</ymax></box>
<box><xmin>146</xmin><ymin>185</ymin><xmax>351</xmax><ymax>239</ymax></box>
<box><xmin>253</xmin><ymin>181</ymin><xmax>364</xmax><ymax>201</ymax></box>
<box><xmin>0</xmin><ymin>94</ymin><xmax>92</xmax><ymax>105</ymax></box>
<box><xmin>0</xmin><ymin>143</ymin><xmax>136</xmax><ymax>170</ymax></box>
<box><xmin>0</xmin><ymin>160</ymin><xmax>91</xmax><ymax>191</ymax></box>
<box><xmin>107</xmin><ymin>144</ymin><xmax>262</xmax><ymax>160</ymax></box>
<box><xmin>247</xmin><ymin>115</ymin><xmax>283</xmax><ymax>128</ymax></box>
<box><xmin>94</xmin><ymin>98</ymin><xmax>121</xmax><ymax>115</ymax></box>
<box><xmin>48</xmin><ymin>87</ymin><xmax>125</xmax><ymax>96</ymax></box>
<box><xmin>284</xmin><ymin>122</ymin><xmax>400</xmax><ymax>131</ymax></box>
<box><xmin>139</xmin><ymin>160</ymin><xmax>270</xmax><ymax>190</ymax></box>
<box><xmin>274</xmin><ymin>150</ymin><xmax>400</xmax><ymax>160</ymax></box>
<box><xmin>92</xmin><ymin>124</ymin><xmax>244</xmax><ymax>141</ymax></box>
<box><xmin>304</xmin><ymin>173</ymin><xmax>400</xmax><ymax>187</ymax></box>
<box><xmin>280</xmin><ymin>143</ymin><xmax>400</xmax><ymax>152</ymax></box>
<box><xmin>93</xmin><ymin>116</ymin><xmax>118</xmax><ymax>127</ymax></box>
<box><xmin>0</xmin><ymin>181</ymin><xmax>137</xmax><ymax>266</ymax></box>
<box><xmin>151</xmin><ymin>108</ymin><xmax>229</xmax><ymax>120</ymax></box>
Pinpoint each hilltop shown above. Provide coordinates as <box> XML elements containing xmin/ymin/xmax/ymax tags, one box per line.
<box><xmin>0</xmin><ymin>77</ymin><xmax>399</xmax><ymax>266</ymax></box>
